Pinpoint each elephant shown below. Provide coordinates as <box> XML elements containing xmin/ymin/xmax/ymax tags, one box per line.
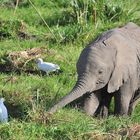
<box><xmin>48</xmin><ymin>22</ymin><xmax>140</xmax><ymax>117</ymax></box>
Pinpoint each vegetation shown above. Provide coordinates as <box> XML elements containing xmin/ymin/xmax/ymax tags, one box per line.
<box><xmin>0</xmin><ymin>0</ymin><xmax>140</xmax><ymax>139</ymax></box>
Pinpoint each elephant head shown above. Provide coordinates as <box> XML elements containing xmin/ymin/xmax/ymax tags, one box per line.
<box><xmin>48</xmin><ymin>23</ymin><xmax>138</xmax><ymax>114</ymax></box>
<box><xmin>48</xmin><ymin>41</ymin><xmax>116</xmax><ymax>113</ymax></box>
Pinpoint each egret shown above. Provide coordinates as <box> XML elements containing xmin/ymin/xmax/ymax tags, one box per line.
<box><xmin>0</xmin><ymin>98</ymin><xmax>8</xmax><ymax>123</ymax></box>
<box><xmin>36</xmin><ymin>58</ymin><xmax>60</xmax><ymax>75</ymax></box>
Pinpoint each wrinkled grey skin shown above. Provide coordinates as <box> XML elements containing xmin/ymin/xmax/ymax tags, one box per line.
<box><xmin>128</xmin><ymin>89</ymin><xmax>140</xmax><ymax>115</ymax></box>
<box><xmin>48</xmin><ymin>22</ymin><xmax>140</xmax><ymax>117</ymax></box>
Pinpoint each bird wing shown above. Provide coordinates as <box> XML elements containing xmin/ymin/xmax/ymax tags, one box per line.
<box><xmin>45</xmin><ymin>63</ymin><xmax>60</xmax><ymax>69</ymax></box>
<box><xmin>1</xmin><ymin>105</ymin><xmax>8</xmax><ymax>119</ymax></box>
<box><xmin>0</xmin><ymin>108</ymin><xmax>2</xmax><ymax>113</ymax></box>
<box><xmin>43</xmin><ymin>62</ymin><xmax>60</xmax><ymax>71</ymax></box>
<box><xmin>0</xmin><ymin>105</ymin><xmax>8</xmax><ymax>122</ymax></box>
<box><xmin>37</xmin><ymin>62</ymin><xmax>60</xmax><ymax>72</ymax></box>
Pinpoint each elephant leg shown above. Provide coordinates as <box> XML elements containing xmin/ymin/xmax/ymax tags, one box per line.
<box><xmin>114</xmin><ymin>81</ymin><xmax>134</xmax><ymax>116</ymax></box>
<box><xmin>128</xmin><ymin>89</ymin><xmax>140</xmax><ymax>115</ymax></box>
<box><xmin>83</xmin><ymin>92</ymin><xmax>101</xmax><ymax>116</ymax></box>
<box><xmin>99</xmin><ymin>92</ymin><xmax>113</xmax><ymax>118</ymax></box>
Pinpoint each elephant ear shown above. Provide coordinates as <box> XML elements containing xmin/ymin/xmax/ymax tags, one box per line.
<box><xmin>104</xmin><ymin>33</ymin><xmax>137</xmax><ymax>93</ymax></box>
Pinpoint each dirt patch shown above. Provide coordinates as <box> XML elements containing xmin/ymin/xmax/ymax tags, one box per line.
<box><xmin>8</xmin><ymin>47</ymin><xmax>45</xmax><ymax>65</ymax></box>
<box><xmin>0</xmin><ymin>47</ymin><xmax>63</xmax><ymax>75</ymax></box>
<box><xmin>9</xmin><ymin>48</ymin><xmax>44</xmax><ymax>69</ymax></box>
<box><xmin>117</xmin><ymin>124</ymin><xmax>140</xmax><ymax>140</ymax></box>
<box><xmin>0</xmin><ymin>47</ymin><xmax>45</xmax><ymax>74</ymax></box>
<box><xmin>77</xmin><ymin>124</ymin><xmax>140</xmax><ymax>140</ymax></box>
<box><xmin>79</xmin><ymin>132</ymin><xmax>121</xmax><ymax>140</ymax></box>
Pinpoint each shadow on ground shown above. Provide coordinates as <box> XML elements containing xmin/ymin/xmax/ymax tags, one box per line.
<box><xmin>0</xmin><ymin>63</ymin><xmax>63</xmax><ymax>76</ymax></box>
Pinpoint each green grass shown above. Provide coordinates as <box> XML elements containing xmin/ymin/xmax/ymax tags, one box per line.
<box><xmin>0</xmin><ymin>0</ymin><xmax>140</xmax><ymax>139</ymax></box>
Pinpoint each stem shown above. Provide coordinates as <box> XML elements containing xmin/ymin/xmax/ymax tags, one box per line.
<box><xmin>14</xmin><ymin>0</ymin><xmax>19</xmax><ymax>15</ymax></box>
<box><xmin>93</xmin><ymin>8</ymin><xmax>96</xmax><ymax>26</ymax></box>
<box><xmin>28</xmin><ymin>0</ymin><xmax>58</xmax><ymax>42</ymax></box>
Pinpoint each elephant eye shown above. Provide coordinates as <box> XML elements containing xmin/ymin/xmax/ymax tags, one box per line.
<box><xmin>98</xmin><ymin>69</ymin><xmax>103</xmax><ymax>74</ymax></box>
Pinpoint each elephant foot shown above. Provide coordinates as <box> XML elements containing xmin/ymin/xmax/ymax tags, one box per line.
<box><xmin>98</xmin><ymin>105</ymin><xmax>109</xmax><ymax>118</ymax></box>
<box><xmin>84</xmin><ymin>103</ymin><xmax>109</xmax><ymax>118</ymax></box>
<box><xmin>114</xmin><ymin>105</ymin><xmax>129</xmax><ymax>116</ymax></box>
<box><xmin>97</xmin><ymin>92</ymin><xmax>112</xmax><ymax>118</ymax></box>
<box><xmin>93</xmin><ymin>104</ymin><xmax>109</xmax><ymax>118</ymax></box>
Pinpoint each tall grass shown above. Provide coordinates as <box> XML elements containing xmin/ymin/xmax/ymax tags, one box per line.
<box><xmin>0</xmin><ymin>0</ymin><xmax>140</xmax><ymax>139</ymax></box>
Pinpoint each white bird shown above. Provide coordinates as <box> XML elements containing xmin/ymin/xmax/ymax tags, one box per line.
<box><xmin>36</xmin><ymin>58</ymin><xmax>60</xmax><ymax>75</ymax></box>
<box><xmin>0</xmin><ymin>98</ymin><xmax>8</xmax><ymax>123</ymax></box>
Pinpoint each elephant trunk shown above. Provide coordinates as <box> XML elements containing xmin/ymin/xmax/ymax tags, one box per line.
<box><xmin>48</xmin><ymin>78</ymin><xmax>93</xmax><ymax>113</ymax></box>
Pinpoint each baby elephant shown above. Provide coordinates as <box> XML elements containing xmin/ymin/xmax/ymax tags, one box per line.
<box><xmin>48</xmin><ymin>22</ymin><xmax>140</xmax><ymax>117</ymax></box>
